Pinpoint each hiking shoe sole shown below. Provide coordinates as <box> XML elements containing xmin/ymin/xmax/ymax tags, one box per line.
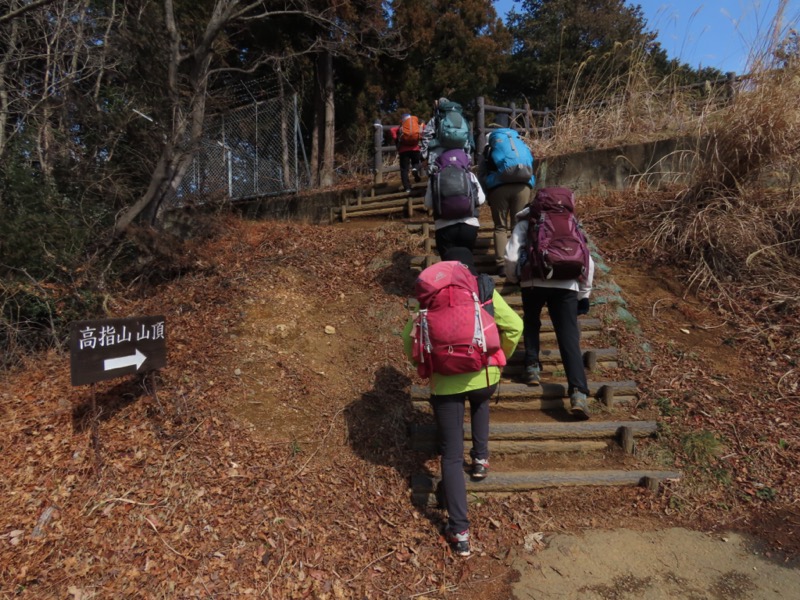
<box><xmin>445</xmin><ymin>530</ymin><xmax>471</xmax><ymax>557</ymax></box>
<box><xmin>451</xmin><ymin>540</ymin><xmax>471</xmax><ymax>556</ymax></box>
<box><xmin>471</xmin><ymin>461</ymin><xmax>489</xmax><ymax>480</ymax></box>
<box><xmin>570</xmin><ymin>402</ymin><xmax>590</xmax><ymax>420</ymax></box>
<box><xmin>522</xmin><ymin>374</ymin><xmax>541</xmax><ymax>386</ymax></box>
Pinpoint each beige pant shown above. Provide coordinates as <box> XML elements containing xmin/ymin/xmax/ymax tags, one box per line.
<box><xmin>488</xmin><ymin>183</ymin><xmax>532</xmax><ymax>266</ymax></box>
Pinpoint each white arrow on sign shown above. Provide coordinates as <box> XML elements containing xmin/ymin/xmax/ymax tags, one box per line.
<box><xmin>103</xmin><ymin>349</ymin><xmax>147</xmax><ymax>372</ymax></box>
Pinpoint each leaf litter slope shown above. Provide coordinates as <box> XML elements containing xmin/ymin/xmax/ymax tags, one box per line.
<box><xmin>1</xmin><ymin>208</ymin><xmax>799</xmax><ymax>599</ymax></box>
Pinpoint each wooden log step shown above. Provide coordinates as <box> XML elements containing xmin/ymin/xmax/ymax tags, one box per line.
<box><xmin>410</xmin><ymin>469</ymin><xmax>682</xmax><ymax>498</ymax></box>
<box><xmin>337</xmin><ymin>196</ymin><xmax>422</xmax><ymax>212</ymax></box>
<box><xmin>413</xmin><ymin>395</ymin><xmax>635</xmax><ymax>413</ymax></box>
<box><xmin>411</xmin><ymin>394</ymin><xmax>636</xmax><ymax>413</ymax></box>
<box><xmin>349</xmin><ymin>188</ymin><xmax>426</xmax><ymax>206</ymax></box>
<box><xmin>337</xmin><ymin>202</ymin><xmax>426</xmax><ymax>220</ymax></box>
<box><xmin>488</xmin><ymin>439</ymin><xmax>609</xmax><ymax>454</ymax></box>
<box><xmin>409</xmin><ymin>420</ymin><xmax>657</xmax><ymax>451</ymax></box>
<box><xmin>410</xmin><ymin>380</ymin><xmax>637</xmax><ymax>401</ymax></box>
<box><xmin>501</xmin><ymin>361</ymin><xmax>617</xmax><ymax>378</ymax></box>
<box><xmin>505</xmin><ymin>348</ymin><xmax>617</xmax><ymax>367</ymax></box>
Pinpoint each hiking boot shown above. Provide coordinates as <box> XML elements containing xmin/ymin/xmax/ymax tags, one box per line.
<box><xmin>412</xmin><ymin>167</ymin><xmax>421</xmax><ymax>183</ymax></box>
<box><xmin>496</xmin><ymin>265</ymin><xmax>506</xmax><ymax>278</ymax></box>
<box><xmin>404</xmin><ymin>187</ymin><xmax>412</xmax><ymax>194</ymax></box>
<box><xmin>570</xmin><ymin>391</ymin><xmax>590</xmax><ymax>420</ymax></box>
<box><xmin>471</xmin><ymin>458</ymin><xmax>489</xmax><ymax>480</ymax></box>
<box><xmin>522</xmin><ymin>365</ymin><xmax>541</xmax><ymax>386</ymax></box>
<box><xmin>445</xmin><ymin>529</ymin><xmax>471</xmax><ymax>557</ymax></box>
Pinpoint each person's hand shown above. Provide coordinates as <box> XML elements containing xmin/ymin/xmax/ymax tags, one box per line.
<box><xmin>577</xmin><ymin>298</ymin><xmax>590</xmax><ymax>316</ymax></box>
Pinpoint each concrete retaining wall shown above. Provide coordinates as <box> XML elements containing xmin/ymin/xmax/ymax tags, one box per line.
<box><xmin>210</xmin><ymin>136</ymin><xmax>705</xmax><ymax>224</ymax></box>
<box><xmin>536</xmin><ymin>137</ymin><xmax>699</xmax><ymax>195</ymax></box>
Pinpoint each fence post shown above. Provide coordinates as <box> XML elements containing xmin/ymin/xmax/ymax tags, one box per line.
<box><xmin>523</xmin><ymin>103</ymin><xmax>531</xmax><ymax>136</ymax></box>
<box><xmin>510</xmin><ymin>102</ymin><xmax>517</xmax><ymax>129</ymax></box>
<box><xmin>476</xmin><ymin>96</ymin><xmax>486</xmax><ymax>156</ymax></box>
<box><xmin>373</xmin><ymin>121</ymin><xmax>384</xmax><ymax>185</ymax></box>
<box><xmin>543</xmin><ymin>107</ymin><xmax>552</xmax><ymax>140</ymax></box>
<box><xmin>726</xmin><ymin>71</ymin><xmax>736</xmax><ymax>101</ymax></box>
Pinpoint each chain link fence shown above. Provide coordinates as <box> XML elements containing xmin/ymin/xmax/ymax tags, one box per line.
<box><xmin>169</xmin><ymin>93</ymin><xmax>307</xmax><ymax>205</ymax></box>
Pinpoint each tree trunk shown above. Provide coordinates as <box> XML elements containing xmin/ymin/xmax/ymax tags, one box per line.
<box><xmin>310</xmin><ymin>52</ymin><xmax>324</xmax><ymax>188</ymax></box>
<box><xmin>114</xmin><ymin>0</ymin><xmax>217</xmax><ymax>233</ymax></box>
<box><xmin>0</xmin><ymin>8</ymin><xmax>19</xmax><ymax>160</ymax></box>
<box><xmin>320</xmin><ymin>49</ymin><xmax>335</xmax><ymax>187</ymax></box>
<box><xmin>279</xmin><ymin>69</ymin><xmax>291</xmax><ymax>190</ymax></box>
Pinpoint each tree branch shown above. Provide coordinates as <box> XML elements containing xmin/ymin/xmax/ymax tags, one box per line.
<box><xmin>0</xmin><ymin>0</ymin><xmax>57</xmax><ymax>25</ymax></box>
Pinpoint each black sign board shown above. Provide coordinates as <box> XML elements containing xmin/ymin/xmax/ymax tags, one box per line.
<box><xmin>70</xmin><ymin>315</ymin><xmax>167</xmax><ymax>386</ymax></box>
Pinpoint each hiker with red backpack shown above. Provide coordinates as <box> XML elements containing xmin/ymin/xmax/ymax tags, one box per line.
<box><xmin>395</xmin><ymin>112</ymin><xmax>424</xmax><ymax>193</ymax></box>
<box><xmin>503</xmin><ymin>187</ymin><xmax>595</xmax><ymax>419</ymax></box>
<box><xmin>403</xmin><ymin>247</ymin><xmax>523</xmax><ymax>557</ymax></box>
<box><xmin>423</xmin><ymin>148</ymin><xmax>486</xmax><ymax>257</ymax></box>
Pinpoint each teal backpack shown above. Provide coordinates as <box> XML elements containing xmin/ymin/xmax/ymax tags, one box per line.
<box><xmin>435</xmin><ymin>101</ymin><xmax>470</xmax><ymax>149</ymax></box>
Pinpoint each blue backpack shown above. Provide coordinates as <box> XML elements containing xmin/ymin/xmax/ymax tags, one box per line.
<box><xmin>485</xmin><ymin>128</ymin><xmax>535</xmax><ymax>188</ymax></box>
<box><xmin>431</xmin><ymin>149</ymin><xmax>476</xmax><ymax>220</ymax></box>
<box><xmin>435</xmin><ymin>101</ymin><xmax>471</xmax><ymax>149</ymax></box>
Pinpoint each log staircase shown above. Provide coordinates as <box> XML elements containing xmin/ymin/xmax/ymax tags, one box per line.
<box><xmin>336</xmin><ymin>178</ymin><xmax>681</xmax><ymax>505</ymax></box>
<box><xmin>329</xmin><ymin>180</ymin><xmax>428</xmax><ymax>223</ymax></box>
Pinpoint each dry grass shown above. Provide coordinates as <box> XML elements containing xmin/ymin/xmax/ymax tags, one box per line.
<box><xmin>525</xmin><ymin>42</ymin><xmax>733</xmax><ymax>158</ymax></box>
<box><xmin>647</xmin><ymin>64</ymin><xmax>800</xmax><ymax>321</ymax></box>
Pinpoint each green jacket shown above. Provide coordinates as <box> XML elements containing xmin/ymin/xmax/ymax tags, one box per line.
<box><xmin>402</xmin><ymin>289</ymin><xmax>523</xmax><ymax>396</ymax></box>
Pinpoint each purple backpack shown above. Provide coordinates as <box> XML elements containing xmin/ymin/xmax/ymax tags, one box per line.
<box><xmin>523</xmin><ymin>187</ymin><xmax>590</xmax><ymax>281</ymax></box>
<box><xmin>431</xmin><ymin>149</ymin><xmax>475</xmax><ymax>220</ymax></box>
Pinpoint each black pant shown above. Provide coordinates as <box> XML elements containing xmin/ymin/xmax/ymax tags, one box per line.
<box><xmin>399</xmin><ymin>150</ymin><xmax>421</xmax><ymax>190</ymax></box>
<box><xmin>430</xmin><ymin>384</ymin><xmax>496</xmax><ymax>534</ymax></box>
<box><xmin>521</xmin><ymin>286</ymin><xmax>588</xmax><ymax>396</ymax></box>
<box><xmin>435</xmin><ymin>223</ymin><xmax>479</xmax><ymax>258</ymax></box>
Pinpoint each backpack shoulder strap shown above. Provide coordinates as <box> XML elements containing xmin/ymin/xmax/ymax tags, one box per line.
<box><xmin>477</xmin><ymin>273</ymin><xmax>495</xmax><ymax>308</ymax></box>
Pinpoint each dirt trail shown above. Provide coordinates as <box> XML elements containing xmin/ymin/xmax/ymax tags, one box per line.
<box><xmin>511</xmin><ymin>528</ymin><xmax>800</xmax><ymax>599</ymax></box>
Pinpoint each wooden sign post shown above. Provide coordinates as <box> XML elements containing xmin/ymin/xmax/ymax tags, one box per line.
<box><xmin>69</xmin><ymin>316</ymin><xmax>167</xmax><ymax>474</ymax></box>
<box><xmin>70</xmin><ymin>315</ymin><xmax>167</xmax><ymax>386</ymax></box>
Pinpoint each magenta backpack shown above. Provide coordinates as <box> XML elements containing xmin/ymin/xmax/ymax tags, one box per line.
<box><xmin>523</xmin><ymin>187</ymin><xmax>590</xmax><ymax>281</ymax></box>
<box><xmin>411</xmin><ymin>261</ymin><xmax>505</xmax><ymax>379</ymax></box>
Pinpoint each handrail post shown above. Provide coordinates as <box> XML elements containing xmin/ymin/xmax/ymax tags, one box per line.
<box><xmin>476</xmin><ymin>96</ymin><xmax>486</xmax><ymax>156</ymax></box>
<box><xmin>373</xmin><ymin>121</ymin><xmax>384</xmax><ymax>185</ymax></box>
<box><xmin>523</xmin><ymin>102</ymin><xmax>531</xmax><ymax>136</ymax></box>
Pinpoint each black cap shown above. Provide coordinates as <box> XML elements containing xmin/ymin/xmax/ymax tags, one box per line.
<box><xmin>442</xmin><ymin>247</ymin><xmax>478</xmax><ymax>276</ymax></box>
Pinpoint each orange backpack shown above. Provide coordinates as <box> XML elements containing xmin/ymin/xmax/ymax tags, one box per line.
<box><xmin>399</xmin><ymin>115</ymin><xmax>422</xmax><ymax>145</ymax></box>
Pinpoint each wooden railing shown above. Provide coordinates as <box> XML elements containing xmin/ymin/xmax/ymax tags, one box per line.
<box><xmin>371</xmin><ymin>72</ymin><xmax>746</xmax><ymax>184</ymax></box>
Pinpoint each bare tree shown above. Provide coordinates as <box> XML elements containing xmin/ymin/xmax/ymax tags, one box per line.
<box><xmin>1</xmin><ymin>0</ymin><xmax>398</xmax><ymax>235</ymax></box>
<box><xmin>113</xmin><ymin>0</ymin><xmax>359</xmax><ymax>232</ymax></box>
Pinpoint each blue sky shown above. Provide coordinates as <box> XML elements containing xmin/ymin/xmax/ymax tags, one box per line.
<box><xmin>494</xmin><ymin>0</ymin><xmax>800</xmax><ymax>74</ymax></box>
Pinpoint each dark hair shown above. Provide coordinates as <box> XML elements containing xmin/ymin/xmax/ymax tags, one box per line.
<box><xmin>442</xmin><ymin>247</ymin><xmax>477</xmax><ymax>275</ymax></box>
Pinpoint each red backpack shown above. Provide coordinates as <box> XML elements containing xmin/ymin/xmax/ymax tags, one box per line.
<box><xmin>399</xmin><ymin>115</ymin><xmax>423</xmax><ymax>145</ymax></box>
<box><xmin>411</xmin><ymin>261</ymin><xmax>505</xmax><ymax>379</ymax></box>
<box><xmin>523</xmin><ymin>187</ymin><xmax>590</xmax><ymax>281</ymax></box>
